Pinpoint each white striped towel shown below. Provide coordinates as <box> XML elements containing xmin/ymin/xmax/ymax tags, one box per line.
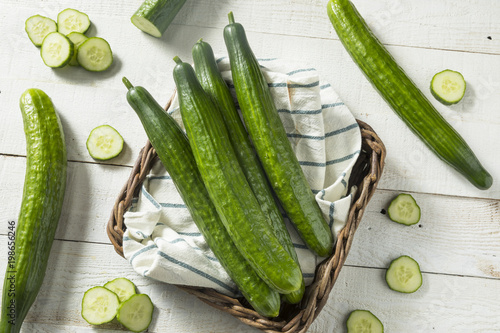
<box><xmin>122</xmin><ymin>57</ymin><xmax>362</xmax><ymax>296</ymax></box>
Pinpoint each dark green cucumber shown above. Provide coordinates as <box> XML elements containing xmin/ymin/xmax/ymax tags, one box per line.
<box><xmin>327</xmin><ymin>0</ymin><xmax>492</xmax><ymax>190</ymax></box>
<box><xmin>1</xmin><ymin>89</ymin><xmax>67</xmax><ymax>332</ymax></box>
<box><xmin>172</xmin><ymin>58</ymin><xmax>302</xmax><ymax>294</ymax></box>
<box><xmin>223</xmin><ymin>13</ymin><xmax>333</xmax><ymax>258</ymax></box>
<box><xmin>131</xmin><ymin>0</ymin><xmax>187</xmax><ymax>38</ymax></box>
<box><xmin>191</xmin><ymin>39</ymin><xmax>305</xmax><ymax>304</ymax></box>
<box><xmin>122</xmin><ymin>77</ymin><xmax>281</xmax><ymax>317</ymax></box>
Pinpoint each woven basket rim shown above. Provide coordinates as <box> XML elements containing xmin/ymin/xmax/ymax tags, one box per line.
<box><xmin>106</xmin><ymin>94</ymin><xmax>386</xmax><ymax>333</ymax></box>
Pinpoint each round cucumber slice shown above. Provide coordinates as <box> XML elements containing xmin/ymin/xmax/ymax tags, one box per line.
<box><xmin>430</xmin><ymin>69</ymin><xmax>466</xmax><ymax>105</ymax></box>
<box><xmin>116</xmin><ymin>294</ymin><xmax>154</xmax><ymax>333</ymax></box>
<box><xmin>40</xmin><ymin>32</ymin><xmax>74</xmax><ymax>68</ymax></box>
<box><xmin>346</xmin><ymin>310</ymin><xmax>384</xmax><ymax>333</ymax></box>
<box><xmin>77</xmin><ymin>37</ymin><xmax>113</xmax><ymax>72</ymax></box>
<box><xmin>387</xmin><ymin>193</ymin><xmax>420</xmax><ymax>225</ymax></box>
<box><xmin>25</xmin><ymin>15</ymin><xmax>57</xmax><ymax>47</ymax></box>
<box><xmin>386</xmin><ymin>255</ymin><xmax>423</xmax><ymax>293</ymax></box>
<box><xmin>86</xmin><ymin>125</ymin><xmax>124</xmax><ymax>160</ymax></box>
<box><xmin>104</xmin><ymin>278</ymin><xmax>136</xmax><ymax>303</ymax></box>
<box><xmin>57</xmin><ymin>8</ymin><xmax>91</xmax><ymax>35</ymax></box>
<box><xmin>81</xmin><ymin>286</ymin><xmax>120</xmax><ymax>325</ymax></box>
<box><xmin>67</xmin><ymin>32</ymin><xmax>88</xmax><ymax>66</ymax></box>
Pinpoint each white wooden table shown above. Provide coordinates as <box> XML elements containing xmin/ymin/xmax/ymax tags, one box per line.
<box><xmin>1</xmin><ymin>0</ymin><xmax>499</xmax><ymax>332</ymax></box>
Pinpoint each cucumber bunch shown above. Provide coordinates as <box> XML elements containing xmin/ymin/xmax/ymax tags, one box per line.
<box><xmin>25</xmin><ymin>9</ymin><xmax>113</xmax><ymax>71</ymax></box>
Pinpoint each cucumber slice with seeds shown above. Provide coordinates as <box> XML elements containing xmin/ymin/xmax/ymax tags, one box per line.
<box><xmin>387</xmin><ymin>193</ymin><xmax>420</xmax><ymax>225</ymax></box>
<box><xmin>86</xmin><ymin>125</ymin><xmax>124</xmax><ymax>160</ymax></box>
<box><xmin>81</xmin><ymin>286</ymin><xmax>120</xmax><ymax>325</ymax></box>
<box><xmin>57</xmin><ymin>8</ymin><xmax>91</xmax><ymax>35</ymax></box>
<box><xmin>104</xmin><ymin>278</ymin><xmax>136</xmax><ymax>303</ymax></box>
<box><xmin>346</xmin><ymin>310</ymin><xmax>384</xmax><ymax>333</ymax></box>
<box><xmin>430</xmin><ymin>69</ymin><xmax>466</xmax><ymax>105</ymax></box>
<box><xmin>25</xmin><ymin>15</ymin><xmax>57</xmax><ymax>47</ymax></box>
<box><xmin>77</xmin><ymin>37</ymin><xmax>113</xmax><ymax>72</ymax></box>
<box><xmin>40</xmin><ymin>32</ymin><xmax>74</xmax><ymax>68</ymax></box>
<box><xmin>386</xmin><ymin>255</ymin><xmax>423</xmax><ymax>293</ymax></box>
<box><xmin>116</xmin><ymin>294</ymin><xmax>154</xmax><ymax>332</ymax></box>
<box><xmin>67</xmin><ymin>32</ymin><xmax>88</xmax><ymax>66</ymax></box>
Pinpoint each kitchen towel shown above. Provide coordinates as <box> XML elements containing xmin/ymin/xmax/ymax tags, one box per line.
<box><xmin>122</xmin><ymin>57</ymin><xmax>362</xmax><ymax>296</ymax></box>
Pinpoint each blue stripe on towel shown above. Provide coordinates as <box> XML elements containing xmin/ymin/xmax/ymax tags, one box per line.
<box><xmin>141</xmin><ymin>187</ymin><xmax>161</xmax><ymax>209</ymax></box>
<box><xmin>287</xmin><ymin>68</ymin><xmax>316</xmax><ymax>76</ymax></box>
<box><xmin>160</xmin><ymin>203</ymin><xmax>187</xmax><ymax>208</ymax></box>
<box><xmin>299</xmin><ymin>150</ymin><xmax>361</xmax><ymax>167</ymax></box>
<box><xmin>130</xmin><ymin>244</ymin><xmax>158</xmax><ymax>265</ymax></box>
<box><xmin>286</xmin><ymin>123</ymin><xmax>358</xmax><ymax>140</ymax></box>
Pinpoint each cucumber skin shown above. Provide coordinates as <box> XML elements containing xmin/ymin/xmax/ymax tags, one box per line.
<box><xmin>191</xmin><ymin>40</ymin><xmax>305</xmax><ymax>304</ymax></box>
<box><xmin>223</xmin><ymin>18</ymin><xmax>333</xmax><ymax>258</ymax></box>
<box><xmin>124</xmin><ymin>80</ymin><xmax>281</xmax><ymax>317</ymax></box>
<box><xmin>327</xmin><ymin>0</ymin><xmax>492</xmax><ymax>190</ymax></box>
<box><xmin>172</xmin><ymin>60</ymin><xmax>303</xmax><ymax>294</ymax></box>
<box><xmin>0</xmin><ymin>89</ymin><xmax>67</xmax><ymax>332</ymax></box>
<box><xmin>132</xmin><ymin>0</ymin><xmax>187</xmax><ymax>37</ymax></box>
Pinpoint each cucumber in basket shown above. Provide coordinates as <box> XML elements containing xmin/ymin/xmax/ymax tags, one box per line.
<box><xmin>123</xmin><ymin>77</ymin><xmax>281</xmax><ymax>317</ymax></box>
<box><xmin>131</xmin><ymin>0</ymin><xmax>187</xmax><ymax>38</ymax></box>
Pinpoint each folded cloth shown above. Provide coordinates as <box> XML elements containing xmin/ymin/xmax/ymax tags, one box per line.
<box><xmin>122</xmin><ymin>57</ymin><xmax>362</xmax><ymax>296</ymax></box>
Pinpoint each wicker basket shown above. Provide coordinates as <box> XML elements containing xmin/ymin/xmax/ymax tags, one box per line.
<box><xmin>107</xmin><ymin>95</ymin><xmax>386</xmax><ymax>333</ymax></box>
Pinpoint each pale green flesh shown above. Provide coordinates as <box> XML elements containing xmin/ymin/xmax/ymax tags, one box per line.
<box><xmin>86</xmin><ymin>125</ymin><xmax>123</xmax><ymax>160</ymax></box>
<box><xmin>116</xmin><ymin>294</ymin><xmax>153</xmax><ymax>332</ymax></box>
<box><xmin>81</xmin><ymin>286</ymin><xmax>120</xmax><ymax>325</ymax></box>
<box><xmin>131</xmin><ymin>15</ymin><xmax>162</xmax><ymax>38</ymax></box>
<box><xmin>25</xmin><ymin>15</ymin><xmax>57</xmax><ymax>46</ymax></box>
<box><xmin>104</xmin><ymin>278</ymin><xmax>136</xmax><ymax>303</ymax></box>
<box><xmin>77</xmin><ymin>37</ymin><xmax>113</xmax><ymax>72</ymax></box>
<box><xmin>57</xmin><ymin>8</ymin><xmax>90</xmax><ymax>35</ymax></box>
<box><xmin>67</xmin><ymin>32</ymin><xmax>88</xmax><ymax>66</ymax></box>
<box><xmin>40</xmin><ymin>32</ymin><xmax>73</xmax><ymax>68</ymax></box>
<box><xmin>387</xmin><ymin>193</ymin><xmax>420</xmax><ymax>225</ymax></box>
<box><xmin>131</xmin><ymin>0</ymin><xmax>187</xmax><ymax>38</ymax></box>
<box><xmin>386</xmin><ymin>256</ymin><xmax>423</xmax><ymax>293</ymax></box>
<box><xmin>431</xmin><ymin>70</ymin><xmax>466</xmax><ymax>105</ymax></box>
<box><xmin>346</xmin><ymin>310</ymin><xmax>384</xmax><ymax>333</ymax></box>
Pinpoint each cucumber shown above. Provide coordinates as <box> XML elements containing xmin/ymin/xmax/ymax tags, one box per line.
<box><xmin>0</xmin><ymin>89</ymin><xmax>67</xmax><ymax>332</ymax></box>
<box><xmin>191</xmin><ymin>39</ymin><xmax>305</xmax><ymax>304</ymax></box>
<box><xmin>123</xmin><ymin>77</ymin><xmax>281</xmax><ymax>317</ymax></box>
<box><xmin>25</xmin><ymin>15</ymin><xmax>57</xmax><ymax>47</ymax></box>
<box><xmin>223</xmin><ymin>13</ymin><xmax>333</xmax><ymax>258</ymax></box>
<box><xmin>86</xmin><ymin>125</ymin><xmax>124</xmax><ymax>160</ymax></box>
<box><xmin>104</xmin><ymin>278</ymin><xmax>136</xmax><ymax>303</ymax></box>
<box><xmin>67</xmin><ymin>32</ymin><xmax>88</xmax><ymax>66</ymax></box>
<box><xmin>327</xmin><ymin>0</ymin><xmax>492</xmax><ymax>190</ymax></box>
<box><xmin>430</xmin><ymin>69</ymin><xmax>466</xmax><ymax>105</ymax></box>
<box><xmin>131</xmin><ymin>0</ymin><xmax>187</xmax><ymax>38</ymax></box>
<box><xmin>116</xmin><ymin>294</ymin><xmax>154</xmax><ymax>332</ymax></box>
<box><xmin>77</xmin><ymin>37</ymin><xmax>113</xmax><ymax>72</ymax></box>
<box><xmin>346</xmin><ymin>310</ymin><xmax>384</xmax><ymax>333</ymax></box>
<box><xmin>172</xmin><ymin>57</ymin><xmax>302</xmax><ymax>294</ymax></box>
<box><xmin>40</xmin><ymin>32</ymin><xmax>74</xmax><ymax>68</ymax></box>
<box><xmin>57</xmin><ymin>8</ymin><xmax>90</xmax><ymax>35</ymax></box>
<box><xmin>386</xmin><ymin>255</ymin><xmax>423</xmax><ymax>293</ymax></box>
<box><xmin>81</xmin><ymin>286</ymin><xmax>120</xmax><ymax>325</ymax></box>
<box><xmin>387</xmin><ymin>193</ymin><xmax>420</xmax><ymax>225</ymax></box>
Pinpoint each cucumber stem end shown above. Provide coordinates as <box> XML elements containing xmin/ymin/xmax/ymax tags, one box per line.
<box><xmin>173</xmin><ymin>56</ymin><xmax>182</xmax><ymax>64</ymax></box>
<box><xmin>228</xmin><ymin>12</ymin><xmax>235</xmax><ymax>24</ymax></box>
<box><xmin>122</xmin><ymin>77</ymin><xmax>134</xmax><ymax>90</ymax></box>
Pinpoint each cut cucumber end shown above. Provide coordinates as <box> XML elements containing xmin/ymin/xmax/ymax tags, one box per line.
<box><xmin>346</xmin><ymin>310</ymin><xmax>384</xmax><ymax>333</ymax></box>
<box><xmin>81</xmin><ymin>286</ymin><xmax>120</xmax><ymax>325</ymax></box>
<box><xmin>116</xmin><ymin>294</ymin><xmax>154</xmax><ymax>332</ymax></box>
<box><xmin>57</xmin><ymin>8</ymin><xmax>91</xmax><ymax>35</ymax></box>
<box><xmin>387</xmin><ymin>193</ymin><xmax>421</xmax><ymax>225</ymax></box>
<box><xmin>104</xmin><ymin>278</ymin><xmax>136</xmax><ymax>303</ymax></box>
<box><xmin>430</xmin><ymin>69</ymin><xmax>466</xmax><ymax>105</ymax></box>
<box><xmin>131</xmin><ymin>15</ymin><xmax>162</xmax><ymax>38</ymax></box>
<box><xmin>86</xmin><ymin>125</ymin><xmax>124</xmax><ymax>160</ymax></box>
<box><xmin>25</xmin><ymin>15</ymin><xmax>58</xmax><ymax>47</ymax></box>
<box><xmin>40</xmin><ymin>32</ymin><xmax>74</xmax><ymax>68</ymax></box>
<box><xmin>386</xmin><ymin>255</ymin><xmax>423</xmax><ymax>293</ymax></box>
<box><xmin>77</xmin><ymin>37</ymin><xmax>113</xmax><ymax>72</ymax></box>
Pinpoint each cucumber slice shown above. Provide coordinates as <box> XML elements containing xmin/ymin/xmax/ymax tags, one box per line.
<box><xmin>386</xmin><ymin>255</ymin><xmax>423</xmax><ymax>293</ymax></box>
<box><xmin>116</xmin><ymin>294</ymin><xmax>154</xmax><ymax>332</ymax></box>
<box><xmin>25</xmin><ymin>15</ymin><xmax>57</xmax><ymax>47</ymax></box>
<box><xmin>131</xmin><ymin>0</ymin><xmax>187</xmax><ymax>38</ymax></box>
<box><xmin>104</xmin><ymin>278</ymin><xmax>136</xmax><ymax>303</ymax></box>
<box><xmin>67</xmin><ymin>32</ymin><xmax>88</xmax><ymax>66</ymax></box>
<box><xmin>77</xmin><ymin>37</ymin><xmax>113</xmax><ymax>72</ymax></box>
<box><xmin>387</xmin><ymin>193</ymin><xmax>420</xmax><ymax>225</ymax></box>
<box><xmin>81</xmin><ymin>286</ymin><xmax>120</xmax><ymax>325</ymax></box>
<box><xmin>40</xmin><ymin>32</ymin><xmax>74</xmax><ymax>68</ymax></box>
<box><xmin>86</xmin><ymin>125</ymin><xmax>124</xmax><ymax>160</ymax></box>
<box><xmin>57</xmin><ymin>8</ymin><xmax>91</xmax><ymax>35</ymax></box>
<box><xmin>346</xmin><ymin>310</ymin><xmax>384</xmax><ymax>333</ymax></box>
<box><xmin>430</xmin><ymin>69</ymin><xmax>466</xmax><ymax>105</ymax></box>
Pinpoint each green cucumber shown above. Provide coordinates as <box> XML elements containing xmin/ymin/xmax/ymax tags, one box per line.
<box><xmin>387</xmin><ymin>193</ymin><xmax>420</xmax><ymax>226</ymax></box>
<box><xmin>346</xmin><ymin>310</ymin><xmax>384</xmax><ymax>333</ymax></box>
<box><xmin>131</xmin><ymin>0</ymin><xmax>187</xmax><ymax>38</ymax></box>
<box><xmin>0</xmin><ymin>89</ymin><xmax>67</xmax><ymax>332</ymax></box>
<box><xmin>25</xmin><ymin>15</ymin><xmax>57</xmax><ymax>47</ymax></box>
<box><xmin>40</xmin><ymin>32</ymin><xmax>74</xmax><ymax>68</ymax></box>
<box><xmin>86</xmin><ymin>125</ymin><xmax>124</xmax><ymax>160</ymax></box>
<box><xmin>57</xmin><ymin>8</ymin><xmax>90</xmax><ymax>35</ymax></box>
<box><xmin>123</xmin><ymin>77</ymin><xmax>281</xmax><ymax>317</ymax></box>
<box><xmin>116</xmin><ymin>294</ymin><xmax>154</xmax><ymax>332</ymax></box>
<box><xmin>430</xmin><ymin>69</ymin><xmax>466</xmax><ymax>105</ymax></box>
<box><xmin>223</xmin><ymin>13</ymin><xmax>333</xmax><ymax>258</ymax></box>
<box><xmin>77</xmin><ymin>37</ymin><xmax>113</xmax><ymax>72</ymax></box>
<box><xmin>81</xmin><ymin>286</ymin><xmax>120</xmax><ymax>325</ymax></box>
<box><xmin>104</xmin><ymin>278</ymin><xmax>136</xmax><ymax>303</ymax></box>
<box><xmin>172</xmin><ymin>57</ymin><xmax>302</xmax><ymax>294</ymax></box>
<box><xmin>327</xmin><ymin>0</ymin><xmax>492</xmax><ymax>190</ymax></box>
<box><xmin>385</xmin><ymin>255</ymin><xmax>423</xmax><ymax>293</ymax></box>
<box><xmin>67</xmin><ymin>32</ymin><xmax>88</xmax><ymax>66</ymax></box>
<box><xmin>191</xmin><ymin>39</ymin><xmax>305</xmax><ymax>304</ymax></box>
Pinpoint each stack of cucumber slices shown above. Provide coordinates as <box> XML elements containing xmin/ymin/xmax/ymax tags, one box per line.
<box><xmin>25</xmin><ymin>8</ymin><xmax>113</xmax><ymax>71</ymax></box>
<box><xmin>82</xmin><ymin>278</ymin><xmax>154</xmax><ymax>332</ymax></box>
